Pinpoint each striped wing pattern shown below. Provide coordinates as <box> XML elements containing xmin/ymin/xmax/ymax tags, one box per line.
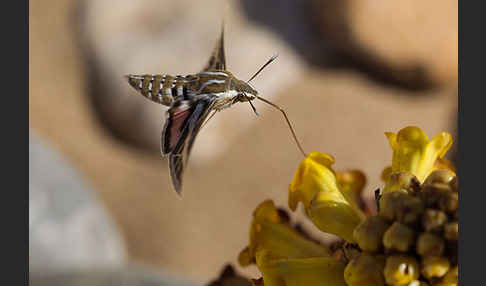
<box><xmin>203</xmin><ymin>25</ymin><xmax>226</xmax><ymax>71</ymax></box>
<box><xmin>164</xmin><ymin>98</ymin><xmax>216</xmax><ymax>194</ymax></box>
<box><xmin>127</xmin><ymin>26</ymin><xmax>229</xmax><ymax>195</ymax></box>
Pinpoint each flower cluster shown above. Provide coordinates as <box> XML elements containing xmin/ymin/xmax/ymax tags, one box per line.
<box><xmin>214</xmin><ymin>126</ymin><xmax>458</xmax><ymax>286</ymax></box>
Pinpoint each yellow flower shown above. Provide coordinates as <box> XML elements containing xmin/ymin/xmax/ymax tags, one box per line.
<box><xmin>238</xmin><ymin>200</ymin><xmax>346</xmax><ymax>286</ymax></box>
<box><xmin>230</xmin><ymin>126</ymin><xmax>457</xmax><ymax>286</ymax></box>
<box><xmin>238</xmin><ymin>200</ymin><xmax>331</xmax><ymax>264</ymax></box>
<box><xmin>256</xmin><ymin>250</ymin><xmax>346</xmax><ymax>286</ymax></box>
<box><xmin>288</xmin><ymin>152</ymin><xmax>336</xmax><ymax>211</ymax></box>
<box><xmin>336</xmin><ymin>170</ymin><xmax>368</xmax><ymax>214</ymax></box>
<box><xmin>385</xmin><ymin>126</ymin><xmax>453</xmax><ymax>183</ymax></box>
<box><xmin>381</xmin><ymin>159</ymin><xmax>455</xmax><ymax>185</ymax></box>
<box><xmin>288</xmin><ymin>152</ymin><xmax>365</xmax><ymax>242</ymax></box>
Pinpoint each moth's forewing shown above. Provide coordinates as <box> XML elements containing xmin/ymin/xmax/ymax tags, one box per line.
<box><xmin>203</xmin><ymin>26</ymin><xmax>226</xmax><ymax>71</ymax></box>
<box><xmin>165</xmin><ymin>24</ymin><xmax>229</xmax><ymax>195</ymax></box>
<box><xmin>164</xmin><ymin>99</ymin><xmax>216</xmax><ymax>195</ymax></box>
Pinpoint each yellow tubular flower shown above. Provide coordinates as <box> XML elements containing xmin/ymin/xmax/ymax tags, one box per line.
<box><xmin>239</xmin><ymin>200</ymin><xmax>331</xmax><ymax>266</ymax></box>
<box><xmin>256</xmin><ymin>250</ymin><xmax>346</xmax><ymax>286</ymax></box>
<box><xmin>230</xmin><ymin>126</ymin><xmax>458</xmax><ymax>286</ymax></box>
<box><xmin>288</xmin><ymin>152</ymin><xmax>337</xmax><ymax>211</ymax></box>
<box><xmin>381</xmin><ymin>166</ymin><xmax>393</xmax><ymax>183</ymax></box>
<box><xmin>344</xmin><ymin>253</ymin><xmax>386</xmax><ymax>286</ymax></box>
<box><xmin>309</xmin><ymin>193</ymin><xmax>365</xmax><ymax>242</ymax></box>
<box><xmin>381</xmin><ymin>159</ymin><xmax>456</xmax><ymax>186</ymax></box>
<box><xmin>239</xmin><ymin>200</ymin><xmax>346</xmax><ymax>286</ymax></box>
<box><xmin>385</xmin><ymin>126</ymin><xmax>453</xmax><ymax>183</ymax></box>
<box><xmin>336</xmin><ymin>170</ymin><xmax>367</xmax><ymax>212</ymax></box>
<box><xmin>288</xmin><ymin>152</ymin><xmax>365</xmax><ymax>242</ymax></box>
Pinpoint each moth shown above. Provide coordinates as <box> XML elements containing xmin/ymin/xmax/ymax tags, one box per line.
<box><xmin>126</xmin><ymin>26</ymin><xmax>305</xmax><ymax>195</ymax></box>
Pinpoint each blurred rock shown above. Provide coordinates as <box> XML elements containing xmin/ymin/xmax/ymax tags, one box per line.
<box><xmin>29</xmin><ymin>132</ymin><xmax>127</xmax><ymax>272</ymax></box>
<box><xmin>311</xmin><ymin>0</ymin><xmax>457</xmax><ymax>89</ymax></box>
<box><xmin>75</xmin><ymin>0</ymin><xmax>305</xmax><ymax>164</ymax></box>
<box><xmin>30</xmin><ymin>265</ymin><xmax>196</xmax><ymax>286</ymax></box>
<box><xmin>240</xmin><ymin>0</ymin><xmax>336</xmax><ymax>67</ymax></box>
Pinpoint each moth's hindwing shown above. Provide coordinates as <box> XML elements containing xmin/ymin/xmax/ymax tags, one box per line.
<box><xmin>161</xmin><ymin>100</ymin><xmax>194</xmax><ymax>155</ymax></box>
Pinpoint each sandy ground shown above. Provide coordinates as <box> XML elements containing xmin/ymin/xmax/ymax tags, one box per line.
<box><xmin>30</xmin><ymin>0</ymin><xmax>457</xmax><ymax>282</ymax></box>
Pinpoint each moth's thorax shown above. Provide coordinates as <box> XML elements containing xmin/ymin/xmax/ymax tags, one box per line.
<box><xmin>193</xmin><ymin>70</ymin><xmax>231</xmax><ymax>96</ymax></box>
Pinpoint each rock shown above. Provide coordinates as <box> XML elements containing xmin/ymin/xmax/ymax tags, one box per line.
<box><xmin>75</xmin><ymin>0</ymin><xmax>305</xmax><ymax>164</ymax></box>
<box><xmin>29</xmin><ymin>132</ymin><xmax>127</xmax><ymax>272</ymax></box>
<box><xmin>30</xmin><ymin>265</ymin><xmax>196</xmax><ymax>286</ymax></box>
<box><xmin>239</xmin><ymin>0</ymin><xmax>336</xmax><ymax>66</ymax></box>
<box><xmin>311</xmin><ymin>0</ymin><xmax>457</xmax><ymax>89</ymax></box>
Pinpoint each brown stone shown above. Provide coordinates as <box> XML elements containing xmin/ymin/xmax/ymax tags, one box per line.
<box><xmin>311</xmin><ymin>0</ymin><xmax>457</xmax><ymax>88</ymax></box>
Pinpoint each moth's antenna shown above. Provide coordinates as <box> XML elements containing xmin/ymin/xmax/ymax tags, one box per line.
<box><xmin>245</xmin><ymin>94</ymin><xmax>259</xmax><ymax>116</ymax></box>
<box><xmin>247</xmin><ymin>54</ymin><xmax>279</xmax><ymax>83</ymax></box>
<box><xmin>255</xmin><ymin>95</ymin><xmax>306</xmax><ymax>157</ymax></box>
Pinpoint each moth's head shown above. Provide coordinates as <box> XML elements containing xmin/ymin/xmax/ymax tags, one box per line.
<box><xmin>233</xmin><ymin>54</ymin><xmax>279</xmax><ymax>102</ymax></box>
<box><xmin>234</xmin><ymin>79</ymin><xmax>258</xmax><ymax>101</ymax></box>
<box><xmin>239</xmin><ymin>54</ymin><xmax>279</xmax><ymax>100</ymax></box>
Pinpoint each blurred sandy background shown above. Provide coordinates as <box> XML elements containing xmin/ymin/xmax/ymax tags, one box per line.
<box><xmin>29</xmin><ymin>0</ymin><xmax>457</xmax><ymax>284</ymax></box>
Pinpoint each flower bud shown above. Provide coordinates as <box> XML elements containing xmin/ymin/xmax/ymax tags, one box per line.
<box><xmin>353</xmin><ymin>216</ymin><xmax>389</xmax><ymax>252</ymax></box>
<box><xmin>379</xmin><ymin>190</ymin><xmax>408</xmax><ymax>221</ymax></box>
<box><xmin>383</xmin><ymin>222</ymin><xmax>415</xmax><ymax>252</ymax></box>
<box><xmin>440</xmin><ymin>192</ymin><xmax>458</xmax><ymax>214</ymax></box>
<box><xmin>421</xmin><ymin>183</ymin><xmax>452</xmax><ymax>209</ymax></box>
<box><xmin>436</xmin><ymin>266</ymin><xmax>458</xmax><ymax>286</ymax></box>
<box><xmin>408</xmin><ymin>281</ymin><xmax>429</xmax><ymax>286</ymax></box>
<box><xmin>424</xmin><ymin>169</ymin><xmax>456</xmax><ymax>186</ymax></box>
<box><xmin>379</xmin><ymin>190</ymin><xmax>424</xmax><ymax>225</ymax></box>
<box><xmin>422</xmin><ymin>209</ymin><xmax>447</xmax><ymax>233</ymax></box>
<box><xmin>344</xmin><ymin>253</ymin><xmax>385</xmax><ymax>286</ymax></box>
<box><xmin>399</xmin><ymin>196</ymin><xmax>426</xmax><ymax>226</ymax></box>
<box><xmin>383</xmin><ymin>172</ymin><xmax>420</xmax><ymax>194</ymax></box>
<box><xmin>384</xmin><ymin>255</ymin><xmax>419</xmax><ymax>285</ymax></box>
<box><xmin>421</xmin><ymin>256</ymin><xmax>450</xmax><ymax>280</ymax></box>
<box><xmin>444</xmin><ymin>222</ymin><xmax>458</xmax><ymax>241</ymax></box>
<box><xmin>417</xmin><ymin>233</ymin><xmax>445</xmax><ymax>257</ymax></box>
<box><xmin>450</xmin><ymin>176</ymin><xmax>458</xmax><ymax>193</ymax></box>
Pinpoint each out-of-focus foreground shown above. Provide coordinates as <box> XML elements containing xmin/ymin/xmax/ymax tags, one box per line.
<box><xmin>29</xmin><ymin>0</ymin><xmax>457</xmax><ymax>284</ymax></box>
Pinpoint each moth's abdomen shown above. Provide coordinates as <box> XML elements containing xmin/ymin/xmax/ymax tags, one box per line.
<box><xmin>126</xmin><ymin>74</ymin><xmax>196</xmax><ymax>106</ymax></box>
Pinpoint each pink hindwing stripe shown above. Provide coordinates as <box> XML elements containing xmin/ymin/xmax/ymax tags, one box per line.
<box><xmin>169</xmin><ymin>105</ymin><xmax>191</xmax><ymax>150</ymax></box>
